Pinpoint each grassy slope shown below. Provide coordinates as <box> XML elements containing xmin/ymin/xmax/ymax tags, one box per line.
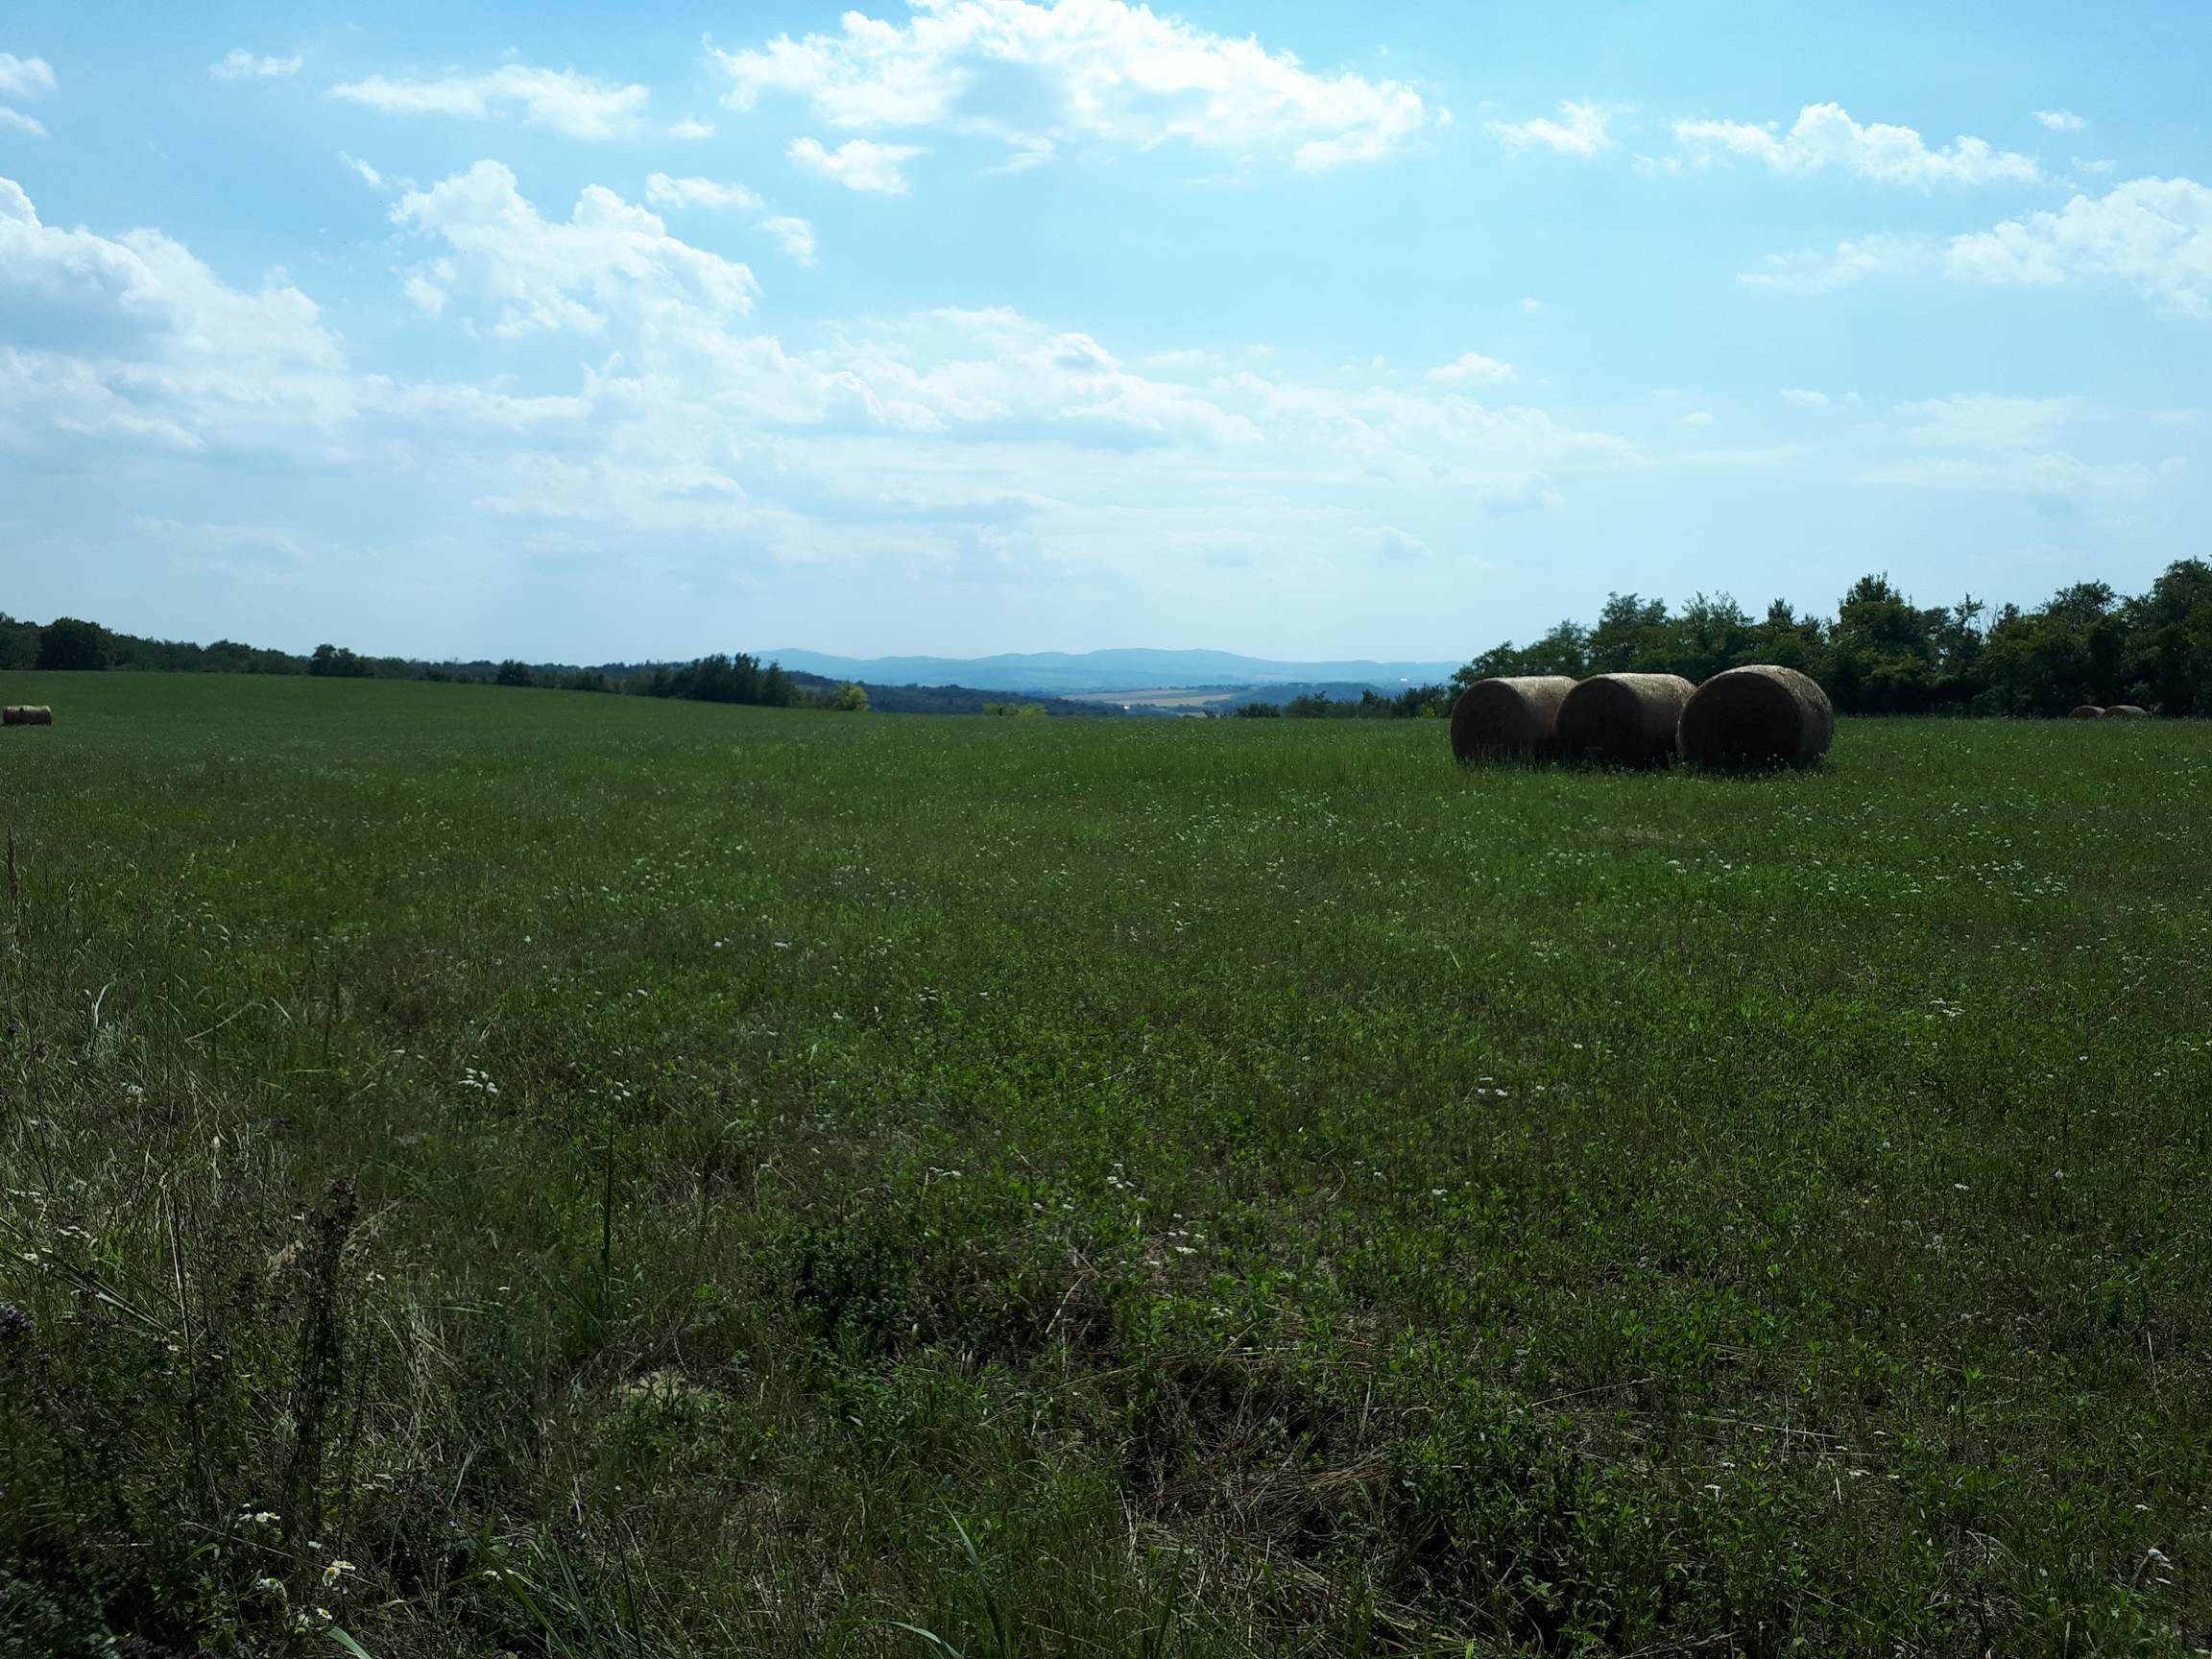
<box><xmin>0</xmin><ymin>672</ymin><xmax>2207</xmax><ymax>1657</ymax></box>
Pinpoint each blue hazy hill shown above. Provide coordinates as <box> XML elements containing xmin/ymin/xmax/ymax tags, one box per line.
<box><xmin>761</xmin><ymin>647</ymin><xmax>1461</xmax><ymax>695</ymax></box>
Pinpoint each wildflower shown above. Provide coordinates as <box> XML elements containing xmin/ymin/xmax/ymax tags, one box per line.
<box><xmin>0</xmin><ymin>1305</ymin><xmax>33</xmax><ymax>1340</ymax></box>
<box><xmin>253</xmin><ymin>1576</ymin><xmax>284</xmax><ymax>1593</ymax></box>
<box><xmin>323</xmin><ymin>1560</ymin><xmax>356</xmax><ymax>1588</ymax></box>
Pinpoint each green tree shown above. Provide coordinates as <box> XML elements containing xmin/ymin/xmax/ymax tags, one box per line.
<box><xmin>2122</xmin><ymin>559</ymin><xmax>2212</xmax><ymax>715</ymax></box>
<box><xmin>36</xmin><ymin>617</ymin><xmax>106</xmax><ymax>671</ymax></box>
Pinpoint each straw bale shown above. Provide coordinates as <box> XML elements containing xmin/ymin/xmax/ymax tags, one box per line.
<box><xmin>2067</xmin><ymin>705</ymin><xmax>2105</xmax><ymax>720</ymax></box>
<box><xmin>2</xmin><ymin>706</ymin><xmax>52</xmax><ymax>727</ymax></box>
<box><xmin>1449</xmin><ymin>675</ymin><xmax>1576</xmax><ymax>761</ymax></box>
<box><xmin>1677</xmin><ymin>666</ymin><xmax>1835</xmax><ymax>769</ymax></box>
<box><xmin>2104</xmin><ymin>704</ymin><xmax>2151</xmax><ymax>719</ymax></box>
<box><xmin>1554</xmin><ymin>673</ymin><xmax>1695</xmax><ymax>767</ymax></box>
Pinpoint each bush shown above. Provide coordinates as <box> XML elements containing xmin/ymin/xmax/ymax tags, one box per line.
<box><xmin>493</xmin><ymin>661</ymin><xmax>536</xmax><ymax>687</ymax></box>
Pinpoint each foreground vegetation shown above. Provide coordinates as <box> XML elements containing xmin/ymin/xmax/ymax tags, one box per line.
<box><xmin>1</xmin><ymin>673</ymin><xmax>2208</xmax><ymax>1657</ymax></box>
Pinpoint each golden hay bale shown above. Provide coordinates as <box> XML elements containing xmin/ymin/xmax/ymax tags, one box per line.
<box><xmin>2104</xmin><ymin>704</ymin><xmax>2151</xmax><ymax>719</ymax></box>
<box><xmin>2067</xmin><ymin>705</ymin><xmax>2106</xmax><ymax>719</ymax></box>
<box><xmin>1555</xmin><ymin>673</ymin><xmax>1696</xmax><ymax>767</ymax></box>
<box><xmin>1449</xmin><ymin>675</ymin><xmax>1576</xmax><ymax>760</ymax></box>
<box><xmin>1677</xmin><ymin>665</ymin><xmax>1835</xmax><ymax>769</ymax></box>
<box><xmin>2</xmin><ymin>706</ymin><xmax>52</xmax><ymax>727</ymax></box>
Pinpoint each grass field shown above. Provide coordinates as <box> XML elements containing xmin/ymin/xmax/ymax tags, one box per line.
<box><xmin>1</xmin><ymin>673</ymin><xmax>2208</xmax><ymax>1658</ymax></box>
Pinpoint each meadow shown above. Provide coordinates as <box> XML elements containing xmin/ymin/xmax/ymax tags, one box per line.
<box><xmin>0</xmin><ymin>673</ymin><xmax>2207</xmax><ymax>1658</ymax></box>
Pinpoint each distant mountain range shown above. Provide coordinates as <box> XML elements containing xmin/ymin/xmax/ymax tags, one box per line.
<box><xmin>760</xmin><ymin>647</ymin><xmax>1463</xmax><ymax>695</ymax></box>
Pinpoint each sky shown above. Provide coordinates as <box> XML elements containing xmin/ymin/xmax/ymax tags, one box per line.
<box><xmin>1</xmin><ymin>1</ymin><xmax>2208</xmax><ymax>664</ymax></box>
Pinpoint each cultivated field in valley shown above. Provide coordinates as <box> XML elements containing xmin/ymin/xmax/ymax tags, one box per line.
<box><xmin>1</xmin><ymin>673</ymin><xmax>2208</xmax><ymax>1657</ymax></box>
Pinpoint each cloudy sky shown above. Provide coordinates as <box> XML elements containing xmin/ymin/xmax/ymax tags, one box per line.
<box><xmin>2</xmin><ymin>1</ymin><xmax>2207</xmax><ymax>663</ymax></box>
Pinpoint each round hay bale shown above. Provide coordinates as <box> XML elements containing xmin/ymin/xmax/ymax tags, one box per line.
<box><xmin>2</xmin><ymin>706</ymin><xmax>52</xmax><ymax>727</ymax></box>
<box><xmin>2105</xmin><ymin>704</ymin><xmax>2151</xmax><ymax>719</ymax></box>
<box><xmin>2067</xmin><ymin>705</ymin><xmax>2106</xmax><ymax>720</ymax></box>
<box><xmin>1449</xmin><ymin>675</ymin><xmax>1576</xmax><ymax>761</ymax></box>
<box><xmin>1677</xmin><ymin>665</ymin><xmax>1835</xmax><ymax>769</ymax></box>
<box><xmin>1554</xmin><ymin>673</ymin><xmax>1695</xmax><ymax>767</ymax></box>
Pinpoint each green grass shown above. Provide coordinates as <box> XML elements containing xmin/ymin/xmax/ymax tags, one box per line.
<box><xmin>1</xmin><ymin>671</ymin><xmax>2208</xmax><ymax>1658</ymax></box>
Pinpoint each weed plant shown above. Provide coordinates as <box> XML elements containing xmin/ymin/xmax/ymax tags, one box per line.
<box><xmin>0</xmin><ymin>674</ymin><xmax>2207</xmax><ymax>1657</ymax></box>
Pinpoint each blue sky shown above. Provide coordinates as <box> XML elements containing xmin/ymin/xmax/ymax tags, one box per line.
<box><xmin>1</xmin><ymin>1</ymin><xmax>2208</xmax><ymax>663</ymax></box>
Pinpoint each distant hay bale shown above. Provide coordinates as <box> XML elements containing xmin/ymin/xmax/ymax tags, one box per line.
<box><xmin>1449</xmin><ymin>675</ymin><xmax>1576</xmax><ymax>760</ymax></box>
<box><xmin>2105</xmin><ymin>704</ymin><xmax>2151</xmax><ymax>719</ymax></box>
<box><xmin>2067</xmin><ymin>705</ymin><xmax>2106</xmax><ymax>720</ymax></box>
<box><xmin>1555</xmin><ymin>673</ymin><xmax>1695</xmax><ymax>767</ymax></box>
<box><xmin>2</xmin><ymin>706</ymin><xmax>52</xmax><ymax>727</ymax></box>
<box><xmin>1677</xmin><ymin>666</ymin><xmax>1835</xmax><ymax>770</ymax></box>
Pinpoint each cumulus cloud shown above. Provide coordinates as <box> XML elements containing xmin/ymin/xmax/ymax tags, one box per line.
<box><xmin>1780</xmin><ymin>387</ymin><xmax>1830</xmax><ymax>405</ymax></box>
<box><xmin>644</xmin><ymin>174</ymin><xmax>762</xmax><ymax>210</ymax></box>
<box><xmin>2035</xmin><ymin>109</ymin><xmax>2087</xmax><ymax>132</ymax></box>
<box><xmin>1676</xmin><ymin>103</ymin><xmax>2042</xmax><ymax>186</ymax></box>
<box><xmin>712</xmin><ymin>0</ymin><xmax>1426</xmax><ymax>171</ymax></box>
<box><xmin>0</xmin><ymin>166</ymin><xmax>1629</xmax><ymax>573</ymax></box>
<box><xmin>332</xmin><ymin>66</ymin><xmax>648</xmax><ymax>139</ymax></box>
<box><xmin>1945</xmin><ymin>176</ymin><xmax>2212</xmax><ymax>315</ymax></box>
<box><xmin>392</xmin><ymin>161</ymin><xmax>759</xmax><ymax>335</ymax></box>
<box><xmin>0</xmin><ymin>53</ymin><xmax>56</xmax><ymax>98</ymax></box>
<box><xmin>789</xmin><ymin>136</ymin><xmax>922</xmax><ymax>193</ymax></box>
<box><xmin>0</xmin><ymin>175</ymin><xmax>349</xmax><ymax>452</ymax></box>
<box><xmin>1490</xmin><ymin>103</ymin><xmax>1611</xmax><ymax>156</ymax></box>
<box><xmin>211</xmin><ymin>50</ymin><xmax>302</xmax><ymax>81</ymax></box>
<box><xmin>340</xmin><ymin>154</ymin><xmax>384</xmax><ymax>189</ymax></box>
<box><xmin>760</xmin><ymin>214</ymin><xmax>817</xmax><ymax>264</ymax></box>
<box><xmin>1427</xmin><ymin>350</ymin><xmax>1515</xmax><ymax>384</ymax></box>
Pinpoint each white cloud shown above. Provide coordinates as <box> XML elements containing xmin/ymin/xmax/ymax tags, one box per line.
<box><xmin>1427</xmin><ymin>350</ymin><xmax>1515</xmax><ymax>384</ymax></box>
<box><xmin>340</xmin><ymin>153</ymin><xmax>384</xmax><ymax>189</ymax></box>
<box><xmin>1856</xmin><ymin>393</ymin><xmax>2178</xmax><ymax>500</ymax></box>
<box><xmin>789</xmin><ymin>136</ymin><xmax>921</xmax><ymax>193</ymax></box>
<box><xmin>1678</xmin><ymin>410</ymin><xmax>1715</xmax><ymax>425</ymax></box>
<box><xmin>0</xmin><ymin>53</ymin><xmax>56</xmax><ymax>98</ymax></box>
<box><xmin>212</xmin><ymin>50</ymin><xmax>303</xmax><ymax>81</ymax></box>
<box><xmin>0</xmin><ymin>174</ymin><xmax>350</xmax><ymax>452</ymax></box>
<box><xmin>0</xmin><ymin>51</ymin><xmax>55</xmax><ymax>134</ymax></box>
<box><xmin>644</xmin><ymin>174</ymin><xmax>762</xmax><ymax>210</ymax></box>
<box><xmin>1897</xmin><ymin>393</ymin><xmax>2074</xmax><ymax>450</ymax></box>
<box><xmin>1780</xmin><ymin>387</ymin><xmax>1829</xmax><ymax>405</ymax></box>
<box><xmin>392</xmin><ymin>161</ymin><xmax>759</xmax><ymax>335</ymax></box>
<box><xmin>1742</xmin><ymin>231</ymin><xmax>1930</xmax><ymax>292</ymax></box>
<box><xmin>1945</xmin><ymin>176</ymin><xmax>2212</xmax><ymax>315</ymax></box>
<box><xmin>2035</xmin><ymin>109</ymin><xmax>2087</xmax><ymax>132</ymax></box>
<box><xmin>0</xmin><ymin>167</ymin><xmax>1632</xmax><ymax>576</ymax></box>
<box><xmin>331</xmin><ymin>66</ymin><xmax>648</xmax><ymax>139</ymax></box>
<box><xmin>760</xmin><ymin>214</ymin><xmax>817</xmax><ymax>264</ymax></box>
<box><xmin>712</xmin><ymin>0</ymin><xmax>1426</xmax><ymax>171</ymax></box>
<box><xmin>1490</xmin><ymin>102</ymin><xmax>1612</xmax><ymax>156</ymax></box>
<box><xmin>669</xmin><ymin>118</ymin><xmax>715</xmax><ymax>139</ymax></box>
<box><xmin>1675</xmin><ymin>103</ymin><xmax>2042</xmax><ymax>186</ymax></box>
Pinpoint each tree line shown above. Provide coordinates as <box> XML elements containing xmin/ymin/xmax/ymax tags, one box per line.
<box><xmin>1453</xmin><ymin>560</ymin><xmax>2212</xmax><ymax>717</ymax></box>
<box><xmin>0</xmin><ymin>619</ymin><xmax>868</xmax><ymax>711</ymax></box>
<box><xmin>12</xmin><ymin>559</ymin><xmax>2211</xmax><ymax>719</ymax></box>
